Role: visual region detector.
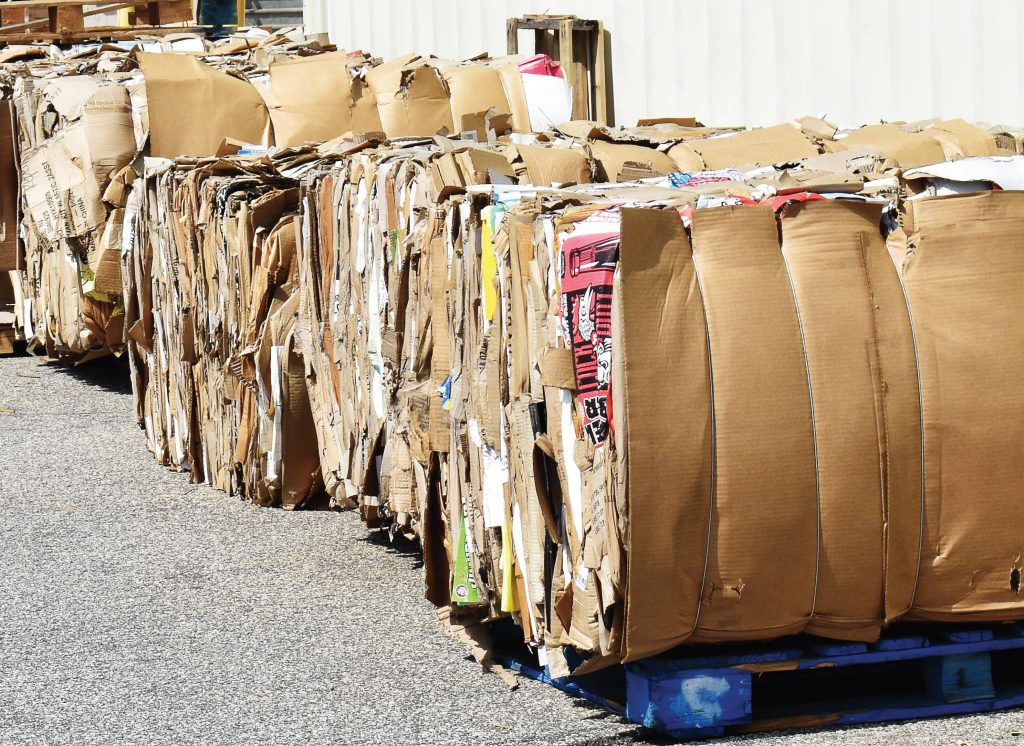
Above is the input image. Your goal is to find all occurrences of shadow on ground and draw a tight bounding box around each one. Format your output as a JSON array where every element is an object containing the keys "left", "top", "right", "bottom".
[{"left": 49, "top": 355, "right": 133, "bottom": 395}]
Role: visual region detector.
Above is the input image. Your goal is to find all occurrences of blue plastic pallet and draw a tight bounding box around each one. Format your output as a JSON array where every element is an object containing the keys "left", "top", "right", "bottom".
[{"left": 496, "top": 622, "right": 1024, "bottom": 739}]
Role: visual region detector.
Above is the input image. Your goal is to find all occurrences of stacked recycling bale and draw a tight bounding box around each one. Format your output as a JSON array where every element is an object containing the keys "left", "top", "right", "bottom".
[
  {"left": 288, "top": 115, "right": 1024, "bottom": 669},
  {"left": 0, "top": 30, "right": 349, "bottom": 362},
  {"left": 121, "top": 151, "right": 323, "bottom": 505},
  {"left": 4, "top": 33, "right": 1022, "bottom": 665}
]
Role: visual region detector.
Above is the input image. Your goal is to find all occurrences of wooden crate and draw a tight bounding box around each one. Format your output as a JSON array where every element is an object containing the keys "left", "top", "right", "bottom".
[{"left": 506, "top": 14, "right": 609, "bottom": 124}]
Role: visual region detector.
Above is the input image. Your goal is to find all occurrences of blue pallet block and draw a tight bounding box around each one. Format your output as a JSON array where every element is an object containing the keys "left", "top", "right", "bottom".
[
  {"left": 922, "top": 652, "right": 996, "bottom": 703},
  {"left": 625, "top": 661, "right": 752, "bottom": 733},
  {"left": 936, "top": 628, "right": 995, "bottom": 644}
]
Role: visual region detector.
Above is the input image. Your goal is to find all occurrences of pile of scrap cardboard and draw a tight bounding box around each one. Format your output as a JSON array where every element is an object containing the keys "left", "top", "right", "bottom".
[
  {"left": 0, "top": 38, "right": 579, "bottom": 362},
  {"left": 4, "top": 36, "right": 1024, "bottom": 666}
]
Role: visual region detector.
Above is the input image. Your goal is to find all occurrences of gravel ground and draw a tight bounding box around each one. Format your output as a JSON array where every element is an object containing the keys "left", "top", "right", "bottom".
[{"left": 1, "top": 354, "right": 1023, "bottom": 746}]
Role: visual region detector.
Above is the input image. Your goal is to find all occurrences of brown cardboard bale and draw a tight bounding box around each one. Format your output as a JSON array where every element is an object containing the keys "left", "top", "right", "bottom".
[
  {"left": 140, "top": 53, "right": 272, "bottom": 157},
  {"left": 780, "top": 200, "right": 922, "bottom": 639},
  {"left": 689, "top": 205, "right": 818, "bottom": 643},
  {"left": 619, "top": 207, "right": 712, "bottom": 661},
  {"left": 516, "top": 145, "right": 591, "bottom": 186},
  {"left": 689, "top": 124, "right": 818, "bottom": 169},
  {"left": 902, "top": 191, "right": 1024, "bottom": 623},
  {"left": 366, "top": 55, "right": 454, "bottom": 137},
  {"left": 442, "top": 65, "right": 511, "bottom": 134},
  {"left": 588, "top": 141, "right": 677, "bottom": 182},
  {"left": 264, "top": 52, "right": 382, "bottom": 147},
  {"left": 833, "top": 124, "right": 945, "bottom": 169}
]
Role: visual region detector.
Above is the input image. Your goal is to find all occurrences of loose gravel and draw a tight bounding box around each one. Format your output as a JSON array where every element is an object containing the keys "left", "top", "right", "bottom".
[{"left": 1, "top": 354, "right": 1022, "bottom": 746}]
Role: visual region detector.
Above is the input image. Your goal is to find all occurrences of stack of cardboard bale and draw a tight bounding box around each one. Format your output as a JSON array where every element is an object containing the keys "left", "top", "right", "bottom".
[
  {"left": 288, "top": 115, "right": 1024, "bottom": 669},
  {"left": 1, "top": 41, "right": 578, "bottom": 362},
  {"left": 2, "top": 36, "right": 1023, "bottom": 667}
]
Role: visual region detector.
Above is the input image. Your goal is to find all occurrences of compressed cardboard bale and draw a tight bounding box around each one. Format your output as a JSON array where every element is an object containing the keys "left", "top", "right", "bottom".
[
  {"left": 688, "top": 205, "right": 818, "bottom": 644},
  {"left": 902, "top": 190, "right": 1024, "bottom": 622},
  {"left": 779, "top": 200, "right": 923, "bottom": 639},
  {"left": 122, "top": 154, "right": 322, "bottom": 506}
]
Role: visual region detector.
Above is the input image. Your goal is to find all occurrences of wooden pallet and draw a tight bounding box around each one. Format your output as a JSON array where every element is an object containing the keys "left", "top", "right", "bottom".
[
  {"left": 496, "top": 622, "right": 1024, "bottom": 739},
  {"left": 0, "top": 0, "right": 192, "bottom": 38}
]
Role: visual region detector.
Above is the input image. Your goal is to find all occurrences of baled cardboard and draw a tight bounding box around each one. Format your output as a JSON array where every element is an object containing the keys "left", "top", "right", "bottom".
[{"left": 140, "top": 52, "right": 272, "bottom": 157}]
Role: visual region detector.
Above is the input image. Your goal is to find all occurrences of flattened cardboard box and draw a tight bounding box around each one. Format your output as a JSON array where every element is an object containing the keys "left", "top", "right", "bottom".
[{"left": 903, "top": 191, "right": 1024, "bottom": 622}]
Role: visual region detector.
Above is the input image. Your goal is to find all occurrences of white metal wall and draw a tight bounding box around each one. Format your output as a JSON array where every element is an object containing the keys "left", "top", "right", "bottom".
[{"left": 304, "top": 0, "right": 1024, "bottom": 128}]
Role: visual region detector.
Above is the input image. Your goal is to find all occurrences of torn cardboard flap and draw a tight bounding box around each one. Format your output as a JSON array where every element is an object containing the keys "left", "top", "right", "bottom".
[
  {"left": 367, "top": 56, "right": 455, "bottom": 138},
  {"left": 831, "top": 124, "right": 946, "bottom": 169},
  {"left": 443, "top": 65, "right": 511, "bottom": 135}
]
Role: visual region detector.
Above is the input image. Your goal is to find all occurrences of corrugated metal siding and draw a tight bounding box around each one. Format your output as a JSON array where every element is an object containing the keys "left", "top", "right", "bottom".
[{"left": 304, "top": 0, "right": 1024, "bottom": 128}]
